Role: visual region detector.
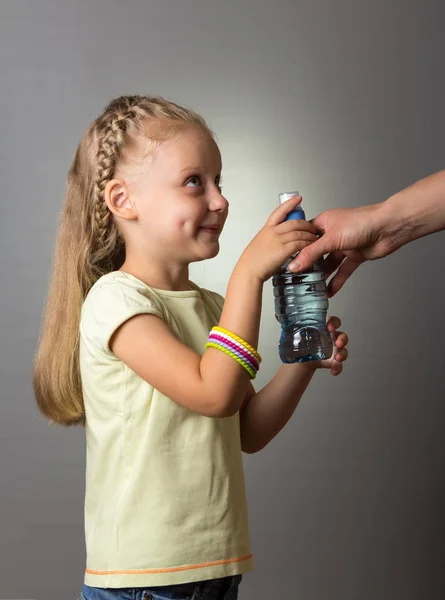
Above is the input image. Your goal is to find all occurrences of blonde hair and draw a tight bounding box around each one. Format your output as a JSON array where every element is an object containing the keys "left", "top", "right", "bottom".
[{"left": 33, "top": 95, "right": 214, "bottom": 427}]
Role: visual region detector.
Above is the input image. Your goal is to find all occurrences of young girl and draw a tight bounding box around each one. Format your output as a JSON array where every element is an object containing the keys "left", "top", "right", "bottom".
[{"left": 33, "top": 95, "right": 349, "bottom": 600}]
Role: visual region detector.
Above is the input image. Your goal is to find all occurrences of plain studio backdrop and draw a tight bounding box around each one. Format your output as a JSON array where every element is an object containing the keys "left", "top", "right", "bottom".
[{"left": 1, "top": 1, "right": 444, "bottom": 599}]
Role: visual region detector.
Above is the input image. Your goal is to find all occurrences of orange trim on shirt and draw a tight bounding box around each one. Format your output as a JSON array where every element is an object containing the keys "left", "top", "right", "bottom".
[{"left": 85, "top": 553, "right": 252, "bottom": 575}]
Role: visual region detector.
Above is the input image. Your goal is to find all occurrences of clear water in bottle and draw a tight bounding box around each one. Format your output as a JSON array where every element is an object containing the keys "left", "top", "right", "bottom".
[{"left": 273, "top": 192, "right": 333, "bottom": 364}]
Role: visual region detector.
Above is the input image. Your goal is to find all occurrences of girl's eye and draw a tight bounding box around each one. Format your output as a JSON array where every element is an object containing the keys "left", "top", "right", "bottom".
[
  {"left": 186, "top": 175, "right": 202, "bottom": 187},
  {"left": 185, "top": 175, "right": 223, "bottom": 192}
]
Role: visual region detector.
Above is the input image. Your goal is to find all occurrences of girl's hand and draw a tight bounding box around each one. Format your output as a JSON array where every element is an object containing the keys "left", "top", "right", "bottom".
[
  {"left": 238, "top": 195, "right": 318, "bottom": 283},
  {"left": 316, "top": 316, "right": 349, "bottom": 376},
  {"left": 274, "top": 315, "right": 349, "bottom": 375},
  {"left": 281, "top": 315, "right": 347, "bottom": 375}
]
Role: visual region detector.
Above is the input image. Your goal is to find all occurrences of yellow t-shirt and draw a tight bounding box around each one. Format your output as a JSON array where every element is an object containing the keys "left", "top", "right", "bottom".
[{"left": 79, "top": 271, "right": 253, "bottom": 588}]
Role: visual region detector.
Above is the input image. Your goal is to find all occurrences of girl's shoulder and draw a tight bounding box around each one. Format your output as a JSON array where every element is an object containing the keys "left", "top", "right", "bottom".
[
  {"left": 189, "top": 281, "right": 225, "bottom": 309},
  {"left": 80, "top": 271, "right": 166, "bottom": 354},
  {"left": 84, "top": 271, "right": 164, "bottom": 307},
  {"left": 86, "top": 270, "right": 147, "bottom": 295}
]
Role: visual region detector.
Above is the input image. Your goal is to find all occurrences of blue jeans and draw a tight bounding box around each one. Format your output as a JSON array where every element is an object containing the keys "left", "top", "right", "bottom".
[{"left": 79, "top": 575, "right": 242, "bottom": 600}]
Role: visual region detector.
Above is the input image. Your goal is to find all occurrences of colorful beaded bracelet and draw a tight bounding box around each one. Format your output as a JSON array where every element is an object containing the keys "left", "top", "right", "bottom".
[
  {"left": 206, "top": 342, "right": 257, "bottom": 380},
  {"left": 208, "top": 337, "right": 259, "bottom": 372},
  {"left": 209, "top": 330, "right": 260, "bottom": 366},
  {"left": 211, "top": 326, "right": 262, "bottom": 363},
  {"left": 206, "top": 326, "right": 261, "bottom": 380},
  {"left": 208, "top": 332, "right": 260, "bottom": 371}
]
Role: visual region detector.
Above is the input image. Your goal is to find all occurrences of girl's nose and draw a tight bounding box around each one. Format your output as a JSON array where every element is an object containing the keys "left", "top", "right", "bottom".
[{"left": 209, "top": 188, "right": 229, "bottom": 212}]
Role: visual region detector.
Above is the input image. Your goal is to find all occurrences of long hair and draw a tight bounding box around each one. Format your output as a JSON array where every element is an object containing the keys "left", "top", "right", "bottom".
[{"left": 33, "top": 95, "right": 213, "bottom": 426}]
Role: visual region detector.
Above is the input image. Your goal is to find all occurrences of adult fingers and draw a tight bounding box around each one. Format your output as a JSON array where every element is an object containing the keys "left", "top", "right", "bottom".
[
  {"left": 323, "top": 252, "right": 347, "bottom": 278},
  {"left": 326, "top": 257, "right": 362, "bottom": 297},
  {"left": 288, "top": 234, "right": 335, "bottom": 272}
]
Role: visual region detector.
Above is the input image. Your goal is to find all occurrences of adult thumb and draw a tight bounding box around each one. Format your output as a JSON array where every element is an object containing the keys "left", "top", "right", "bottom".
[{"left": 288, "top": 237, "right": 330, "bottom": 272}]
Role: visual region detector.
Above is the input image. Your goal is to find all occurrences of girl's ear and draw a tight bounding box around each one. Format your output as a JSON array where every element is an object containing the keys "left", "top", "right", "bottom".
[{"left": 104, "top": 179, "right": 138, "bottom": 220}]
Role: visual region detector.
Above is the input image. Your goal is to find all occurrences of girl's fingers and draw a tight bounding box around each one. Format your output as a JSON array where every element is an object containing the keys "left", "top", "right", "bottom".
[
  {"left": 334, "top": 332, "right": 348, "bottom": 348},
  {"left": 280, "top": 231, "right": 318, "bottom": 245},
  {"left": 329, "top": 346, "right": 348, "bottom": 376},
  {"left": 330, "top": 362, "right": 343, "bottom": 376},
  {"left": 268, "top": 195, "right": 304, "bottom": 226},
  {"left": 334, "top": 347, "right": 348, "bottom": 362},
  {"left": 275, "top": 313, "right": 349, "bottom": 367},
  {"left": 327, "top": 316, "right": 342, "bottom": 332},
  {"left": 275, "top": 219, "right": 317, "bottom": 236}
]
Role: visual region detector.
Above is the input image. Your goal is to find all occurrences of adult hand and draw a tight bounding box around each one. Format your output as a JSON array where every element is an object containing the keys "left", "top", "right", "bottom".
[
  {"left": 287, "top": 204, "right": 397, "bottom": 296},
  {"left": 288, "top": 169, "right": 445, "bottom": 296}
]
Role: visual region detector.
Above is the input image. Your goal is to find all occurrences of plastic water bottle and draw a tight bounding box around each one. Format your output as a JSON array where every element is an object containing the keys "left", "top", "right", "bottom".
[{"left": 272, "top": 191, "right": 333, "bottom": 363}]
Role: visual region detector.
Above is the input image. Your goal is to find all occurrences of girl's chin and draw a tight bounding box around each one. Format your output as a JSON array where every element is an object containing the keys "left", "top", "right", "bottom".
[{"left": 193, "top": 242, "right": 220, "bottom": 261}]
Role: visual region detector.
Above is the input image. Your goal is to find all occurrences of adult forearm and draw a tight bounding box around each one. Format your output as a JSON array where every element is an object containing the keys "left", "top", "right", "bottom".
[{"left": 381, "top": 169, "right": 445, "bottom": 250}]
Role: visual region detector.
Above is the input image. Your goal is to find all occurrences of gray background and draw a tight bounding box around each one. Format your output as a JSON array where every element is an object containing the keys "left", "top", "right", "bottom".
[{"left": 1, "top": 1, "right": 444, "bottom": 599}]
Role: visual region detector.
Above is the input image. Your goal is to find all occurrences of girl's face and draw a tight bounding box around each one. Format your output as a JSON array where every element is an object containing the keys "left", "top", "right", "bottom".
[{"left": 129, "top": 127, "right": 229, "bottom": 265}]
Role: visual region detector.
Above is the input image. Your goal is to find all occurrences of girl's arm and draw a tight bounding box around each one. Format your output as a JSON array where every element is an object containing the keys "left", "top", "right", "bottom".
[
  {"left": 111, "top": 197, "right": 317, "bottom": 419},
  {"left": 240, "top": 364, "right": 316, "bottom": 453},
  {"left": 111, "top": 266, "right": 264, "bottom": 419},
  {"left": 240, "top": 319, "right": 348, "bottom": 453}
]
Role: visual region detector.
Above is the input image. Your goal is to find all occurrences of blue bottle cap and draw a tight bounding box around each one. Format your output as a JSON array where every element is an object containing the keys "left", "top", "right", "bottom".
[
  {"left": 285, "top": 208, "right": 306, "bottom": 220},
  {"left": 278, "top": 191, "right": 305, "bottom": 221}
]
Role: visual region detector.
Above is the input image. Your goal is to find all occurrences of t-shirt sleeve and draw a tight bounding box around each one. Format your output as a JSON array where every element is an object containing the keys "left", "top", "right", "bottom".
[
  {"left": 201, "top": 289, "right": 225, "bottom": 325},
  {"left": 209, "top": 290, "right": 225, "bottom": 316},
  {"left": 80, "top": 278, "right": 164, "bottom": 355}
]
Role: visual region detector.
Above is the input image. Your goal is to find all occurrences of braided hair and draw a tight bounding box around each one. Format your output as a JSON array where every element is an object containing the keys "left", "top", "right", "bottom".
[{"left": 33, "top": 95, "right": 213, "bottom": 426}]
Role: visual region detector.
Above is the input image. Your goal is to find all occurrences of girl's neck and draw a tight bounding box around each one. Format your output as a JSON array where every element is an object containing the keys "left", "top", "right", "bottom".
[{"left": 118, "top": 260, "right": 191, "bottom": 292}]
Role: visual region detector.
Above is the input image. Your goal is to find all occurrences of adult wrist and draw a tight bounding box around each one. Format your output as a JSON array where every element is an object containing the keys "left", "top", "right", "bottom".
[
  {"left": 380, "top": 192, "right": 417, "bottom": 251},
  {"left": 370, "top": 195, "right": 411, "bottom": 256}
]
